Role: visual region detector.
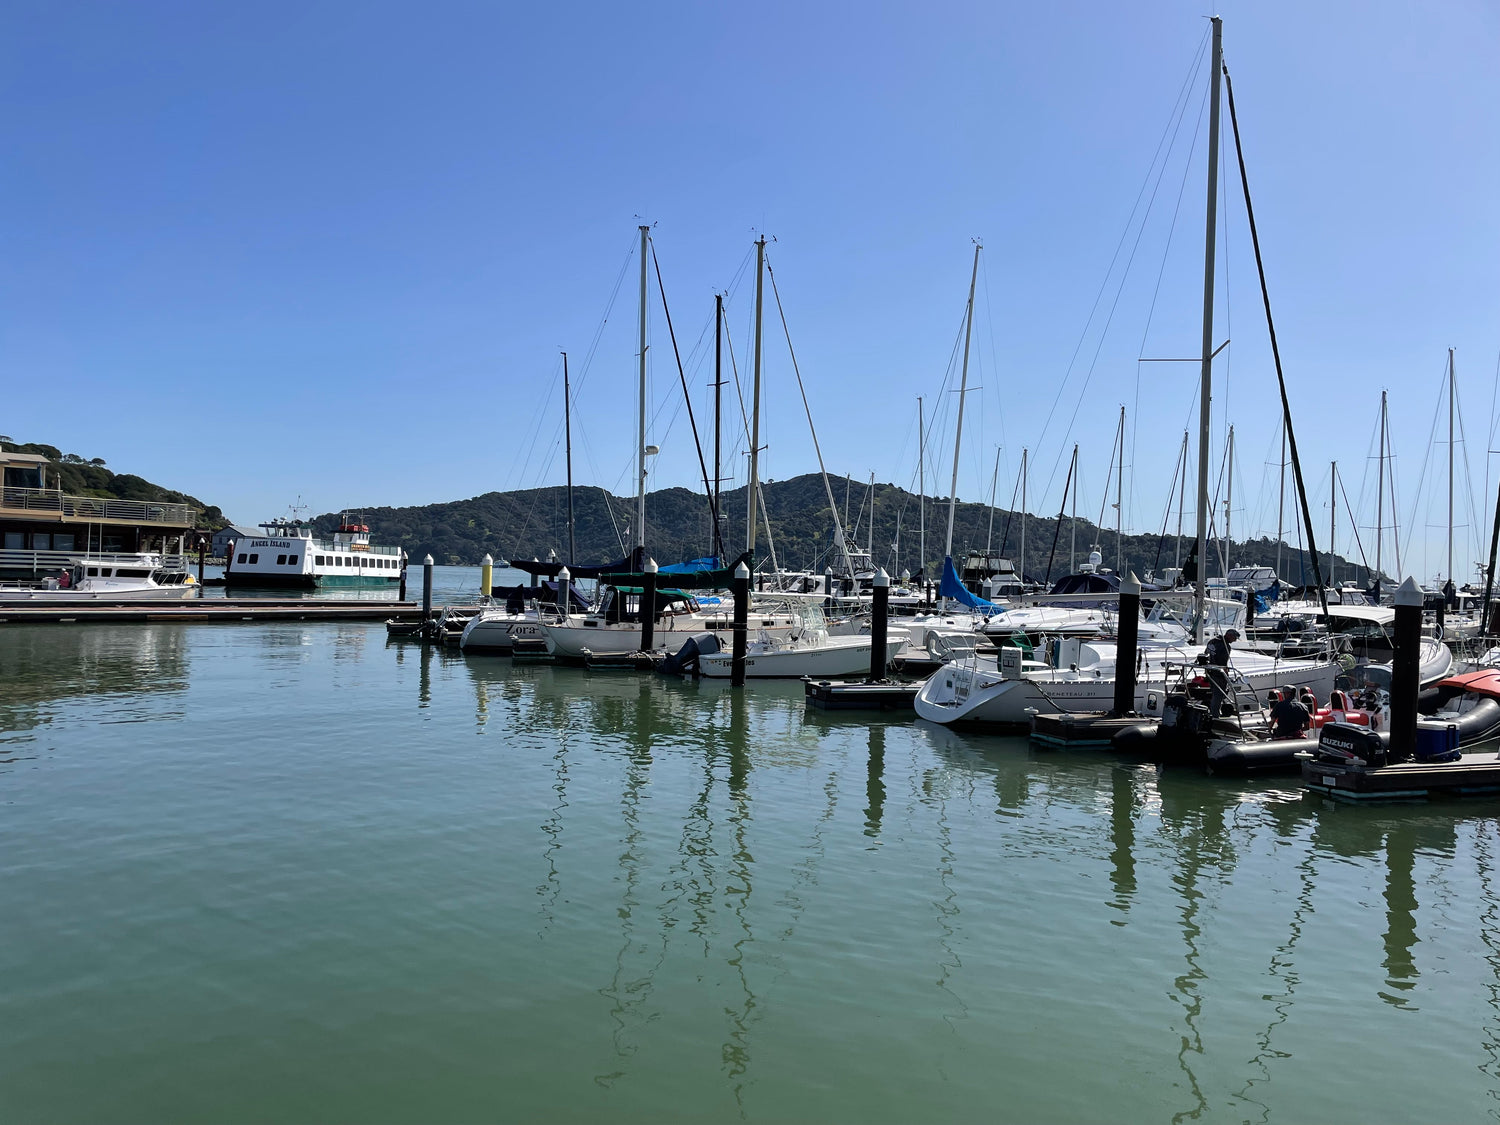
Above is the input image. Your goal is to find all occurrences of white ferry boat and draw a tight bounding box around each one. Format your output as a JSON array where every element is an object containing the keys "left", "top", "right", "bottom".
[{"left": 224, "top": 516, "right": 405, "bottom": 589}]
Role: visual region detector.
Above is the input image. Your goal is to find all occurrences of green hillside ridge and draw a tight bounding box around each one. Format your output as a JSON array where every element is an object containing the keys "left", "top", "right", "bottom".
[
  {"left": 8, "top": 441, "right": 226, "bottom": 528},
  {"left": 315, "top": 472, "right": 1378, "bottom": 585}
]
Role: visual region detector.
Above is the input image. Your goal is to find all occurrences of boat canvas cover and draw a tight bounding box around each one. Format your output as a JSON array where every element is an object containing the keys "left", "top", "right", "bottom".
[
  {"left": 595, "top": 550, "right": 755, "bottom": 591},
  {"left": 658, "top": 557, "right": 721, "bottom": 575},
  {"left": 494, "top": 582, "right": 589, "bottom": 612},
  {"left": 505, "top": 548, "right": 644, "bottom": 579},
  {"left": 938, "top": 556, "right": 996, "bottom": 612}
]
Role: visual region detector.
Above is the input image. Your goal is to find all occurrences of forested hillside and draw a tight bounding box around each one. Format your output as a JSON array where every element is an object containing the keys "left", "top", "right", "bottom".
[{"left": 316, "top": 472, "right": 1374, "bottom": 584}]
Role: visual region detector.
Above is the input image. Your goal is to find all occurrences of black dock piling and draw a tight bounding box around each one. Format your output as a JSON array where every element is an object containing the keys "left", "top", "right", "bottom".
[
  {"left": 640, "top": 558, "right": 658, "bottom": 652},
  {"left": 197, "top": 537, "right": 207, "bottom": 584},
  {"left": 868, "top": 567, "right": 890, "bottom": 682},
  {"left": 1111, "top": 572, "right": 1141, "bottom": 716},
  {"left": 1389, "top": 577, "right": 1423, "bottom": 762},
  {"left": 732, "top": 561, "right": 749, "bottom": 687}
]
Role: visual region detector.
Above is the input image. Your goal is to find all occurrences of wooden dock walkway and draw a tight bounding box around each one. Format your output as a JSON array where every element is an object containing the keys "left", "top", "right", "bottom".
[{"left": 0, "top": 599, "right": 418, "bottom": 625}]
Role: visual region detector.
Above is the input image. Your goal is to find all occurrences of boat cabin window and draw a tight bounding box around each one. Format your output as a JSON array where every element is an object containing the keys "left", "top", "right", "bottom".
[
  {"left": 237, "top": 553, "right": 247, "bottom": 564},
  {"left": 288, "top": 554, "right": 298, "bottom": 564},
  {"left": 87, "top": 567, "right": 99, "bottom": 576},
  {"left": 248, "top": 553, "right": 259, "bottom": 564},
  {"left": 315, "top": 555, "right": 324, "bottom": 565},
  {"left": 116, "top": 568, "right": 150, "bottom": 578},
  {"left": 277, "top": 555, "right": 287, "bottom": 565}
]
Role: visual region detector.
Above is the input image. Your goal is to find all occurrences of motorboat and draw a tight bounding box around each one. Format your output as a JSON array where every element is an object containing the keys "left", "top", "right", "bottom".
[
  {"left": 0, "top": 555, "right": 200, "bottom": 601},
  {"left": 914, "top": 635, "right": 1344, "bottom": 730}
]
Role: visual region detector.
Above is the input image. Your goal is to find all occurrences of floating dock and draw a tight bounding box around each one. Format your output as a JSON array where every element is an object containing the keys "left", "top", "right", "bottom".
[
  {"left": 1029, "top": 711, "right": 1148, "bottom": 747},
  {"left": 0, "top": 599, "right": 418, "bottom": 625},
  {"left": 804, "top": 678, "right": 919, "bottom": 712},
  {"left": 1302, "top": 753, "right": 1500, "bottom": 801}
]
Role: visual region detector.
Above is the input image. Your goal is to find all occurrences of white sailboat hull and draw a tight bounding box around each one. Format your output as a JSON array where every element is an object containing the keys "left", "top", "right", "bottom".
[
  {"left": 697, "top": 634, "right": 906, "bottom": 679},
  {"left": 914, "top": 650, "right": 1342, "bottom": 728}
]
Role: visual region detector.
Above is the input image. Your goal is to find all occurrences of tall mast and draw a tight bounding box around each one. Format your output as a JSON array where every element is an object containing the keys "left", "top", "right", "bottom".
[
  {"left": 1115, "top": 405, "right": 1125, "bottom": 574},
  {"left": 1376, "top": 389, "right": 1386, "bottom": 580},
  {"left": 1448, "top": 347, "right": 1456, "bottom": 585},
  {"left": 713, "top": 294, "right": 724, "bottom": 558},
  {"left": 635, "top": 224, "right": 649, "bottom": 555},
  {"left": 1019, "top": 448, "right": 1029, "bottom": 585},
  {"left": 945, "top": 243, "right": 982, "bottom": 560},
  {"left": 1193, "top": 15, "right": 1223, "bottom": 642},
  {"left": 563, "top": 351, "right": 575, "bottom": 566},
  {"left": 918, "top": 396, "right": 926, "bottom": 576},
  {"left": 1175, "top": 430, "right": 1188, "bottom": 570},
  {"left": 986, "top": 446, "right": 1001, "bottom": 554},
  {"left": 1276, "top": 419, "right": 1286, "bottom": 578},
  {"left": 747, "top": 236, "right": 766, "bottom": 555},
  {"left": 1330, "top": 460, "right": 1337, "bottom": 587},
  {"left": 1070, "top": 444, "right": 1079, "bottom": 572},
  {"left": 868, "top": 472, "right": 875, "bottom": 561},
  {"left": 1224, "top": 423, "right": 1235, "bottom": 574}
]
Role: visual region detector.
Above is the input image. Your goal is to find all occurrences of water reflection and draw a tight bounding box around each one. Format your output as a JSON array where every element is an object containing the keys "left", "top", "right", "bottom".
[
  {"left": 0, "top": 625, "right": 190, "bottom": 745},
  {"left": 1107, "top": 765, "right": 1141, "bottom": 924},
  {"left": 865, "top": 724, "right": 886, "bottom": 843}
]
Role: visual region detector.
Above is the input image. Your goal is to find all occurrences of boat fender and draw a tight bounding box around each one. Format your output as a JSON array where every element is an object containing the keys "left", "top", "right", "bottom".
[{"left": 1110, "top": 723, "right": 1158, "bottom": 754}]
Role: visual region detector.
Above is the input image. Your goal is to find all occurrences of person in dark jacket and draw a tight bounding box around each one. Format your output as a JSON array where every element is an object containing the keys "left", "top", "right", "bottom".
[
  {"left": 1270, "top": 685, "right": 1311, "bottom": 739},
  {"left": 1203, "top": 629, "right": 1238, "bottom": 716}
]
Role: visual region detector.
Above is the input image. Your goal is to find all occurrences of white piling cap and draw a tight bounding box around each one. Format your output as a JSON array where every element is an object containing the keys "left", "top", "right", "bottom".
[
  {"left": 558, "top": 566, "right": 571, "bottom": 582},
  {"left": 644, "top": 558, "right": 658, "bottom": 573},
  {"left": 1121, "top": 571, "right": 1142, "bottom": 597},
  {"left": 874, "top": 567, "right": 890, "bottom": 587},
  {"left": 1395, "top": 576, "right": 1423, "bottom": 606},
  {"left": 824, "top": 566, "right": 834, "bottom": 575},
  {"left": 900, "top": 568, "right": 911, "bottom": 582},
  {"left": 423, "top": 554, "right": 434, "bottom": 565},
  {"left": 735, "top": 562, "right": 751, "bottom": 579},
  {"left": 481, "top": 553, "right": 493, "bottom": 565}
]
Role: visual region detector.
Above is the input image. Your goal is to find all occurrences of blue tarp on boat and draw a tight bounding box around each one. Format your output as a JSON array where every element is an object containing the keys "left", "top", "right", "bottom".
[
  {"left": 938, "top": 555, "right": 997, "bottom": 612},
  {"left": 659, "top": 556, "right": 720, "bottom": 575}
]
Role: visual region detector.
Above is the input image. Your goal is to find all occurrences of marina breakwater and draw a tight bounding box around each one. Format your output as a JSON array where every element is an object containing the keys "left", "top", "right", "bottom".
[{"left": 4, "top": 614, "right": 1500, "bottom": 1121}]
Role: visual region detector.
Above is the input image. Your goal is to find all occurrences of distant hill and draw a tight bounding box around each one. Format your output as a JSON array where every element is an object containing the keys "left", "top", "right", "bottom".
[
  {"left": 6, "top": 441, "right": 226, "bottom": 529},
  {"left": 315, "top": 471, "right": 1375, "bottom": 585}
]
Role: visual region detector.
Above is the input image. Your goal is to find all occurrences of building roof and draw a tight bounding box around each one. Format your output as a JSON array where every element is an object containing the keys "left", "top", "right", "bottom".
[{"left": 0, "top": 451, "right": 50, "bottom": 467}]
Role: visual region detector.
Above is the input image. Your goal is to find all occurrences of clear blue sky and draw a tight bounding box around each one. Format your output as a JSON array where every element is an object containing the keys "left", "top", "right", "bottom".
[{"left": 4, "top": 1, "right": 1498, "bottom": 581}]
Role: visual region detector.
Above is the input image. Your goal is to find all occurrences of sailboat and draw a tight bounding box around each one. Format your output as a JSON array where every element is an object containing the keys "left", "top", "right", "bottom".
[{"left": 915, "top": 17, "right": 1343, "bottom": 728}]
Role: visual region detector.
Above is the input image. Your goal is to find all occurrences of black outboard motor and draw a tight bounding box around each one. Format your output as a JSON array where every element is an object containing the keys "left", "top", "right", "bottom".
[
  {"left": 1316, "top": 721, "right": 1386, "bottom": 768},
  {"left": 659, "top": 632, "right": 722, "bottom": 676}
]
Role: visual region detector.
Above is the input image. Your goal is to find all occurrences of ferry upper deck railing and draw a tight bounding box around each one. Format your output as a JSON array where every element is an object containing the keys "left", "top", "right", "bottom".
[{"left": 0, "top": 486, "right": 199, "bottom": 527}]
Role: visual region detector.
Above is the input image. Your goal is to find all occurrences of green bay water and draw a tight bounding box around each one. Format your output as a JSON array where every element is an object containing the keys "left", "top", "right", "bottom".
[{"left": 4, "top": 618, "right": 1500, "bottom": 1122}]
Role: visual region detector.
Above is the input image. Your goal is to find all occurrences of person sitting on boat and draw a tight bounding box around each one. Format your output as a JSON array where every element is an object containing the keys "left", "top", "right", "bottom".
[
  {"left": 1203, "top": 629, "right": 1238, "bottom": 716},
  {"left": 56, "top": 568, "right": 71, "bottom": 589},
  {"left": 1270, "top": 684, "right": 1311, "bottom": 739}
]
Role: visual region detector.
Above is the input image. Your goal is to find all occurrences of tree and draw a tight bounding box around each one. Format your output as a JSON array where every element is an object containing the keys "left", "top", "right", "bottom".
[{"left": 90, "top": 457, "right": 107, "bottom": 467}]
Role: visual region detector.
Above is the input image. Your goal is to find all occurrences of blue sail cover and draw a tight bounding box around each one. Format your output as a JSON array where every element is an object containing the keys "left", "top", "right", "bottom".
[
  {"left": 659, "top": 556, "right": 720, "bottom": 575},
  {"left": 938, "top": 555, "right": 997, "bottom": 612}
]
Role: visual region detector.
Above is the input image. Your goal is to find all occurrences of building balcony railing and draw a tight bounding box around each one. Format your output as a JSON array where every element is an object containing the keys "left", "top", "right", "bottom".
[{"left": 0, "top": 487, "right": 199, "bottom": 527}]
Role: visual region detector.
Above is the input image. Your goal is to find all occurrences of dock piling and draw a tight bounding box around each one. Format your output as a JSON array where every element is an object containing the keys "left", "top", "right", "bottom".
[
  {"left": 868, "top": 567, "right": 890, "bottom": 683},
  {"left": 1111, "top": 571, "right": 1141, "bottom": 716},
  {"left": 1390, "top": 577, "right": 1423, "bottom": 761},
  {"left": 422, "top": 554, "right": 434, "bottom": 635},
  {"left": 732, "top": 561, "right": 750, "bottom": 687},
  {"left": 640, "top": 558, "right": 658, "bottom": 652}
]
